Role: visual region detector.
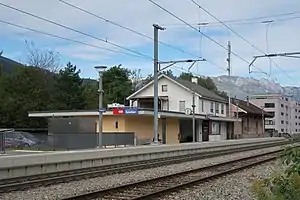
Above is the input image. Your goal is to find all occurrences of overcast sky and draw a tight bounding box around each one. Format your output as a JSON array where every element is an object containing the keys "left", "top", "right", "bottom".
[{"left": 0, "top": 0, "right": 299, "bottom": 86}]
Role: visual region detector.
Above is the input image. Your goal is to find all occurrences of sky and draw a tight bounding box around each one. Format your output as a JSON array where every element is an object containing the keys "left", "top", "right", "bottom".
[{"left": 0, "top": 0, "right": 300, "bottom": 86}]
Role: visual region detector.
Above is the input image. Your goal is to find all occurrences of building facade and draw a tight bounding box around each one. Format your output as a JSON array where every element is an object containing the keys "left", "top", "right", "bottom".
[
  {"left": 250, "top": 93, "right": 300, "bottom": 134},
  {"left": 127, "top": 74, "right": 235, "bottom": 142},
  {"left": 230, "top": 99, "right": 273, "bottom": 138}
]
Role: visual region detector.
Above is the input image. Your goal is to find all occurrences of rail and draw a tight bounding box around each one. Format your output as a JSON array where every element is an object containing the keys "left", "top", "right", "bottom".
[
  {"left": 62, "top": 150, "right": 283, "bottom": 200},
  {"left": 0, "top": 140, "right": 292, "bottom": 193}
]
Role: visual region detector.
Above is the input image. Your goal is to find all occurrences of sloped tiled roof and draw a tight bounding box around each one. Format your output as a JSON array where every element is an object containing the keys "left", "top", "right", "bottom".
[
  {"left": 232, "top": 98, "right": 273, "bottom": 117},
  {"left": 127, "top": 74, "right": 227, "bottom": 103},
  {"left": 175, "top": 78, "right": 227, "bottom": 102}
]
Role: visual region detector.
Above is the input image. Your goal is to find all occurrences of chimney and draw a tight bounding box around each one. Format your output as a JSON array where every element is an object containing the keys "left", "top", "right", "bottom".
[
  {"left": 191, "top": 77, "right": 198, "bottom": 84},
  {"left": 247, "top": 96, "right": 249, "bottom": 106}
]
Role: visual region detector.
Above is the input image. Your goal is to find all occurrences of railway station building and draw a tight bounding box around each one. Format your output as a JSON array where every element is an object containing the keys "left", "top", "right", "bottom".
[{"left": 28, "top": 74, "right": 238, "bottom": 149}]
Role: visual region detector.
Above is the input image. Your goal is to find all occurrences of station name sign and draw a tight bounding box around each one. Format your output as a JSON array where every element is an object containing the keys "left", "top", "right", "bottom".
[{"left": 112, "top": 107, "right": 138, "bottom": 115}]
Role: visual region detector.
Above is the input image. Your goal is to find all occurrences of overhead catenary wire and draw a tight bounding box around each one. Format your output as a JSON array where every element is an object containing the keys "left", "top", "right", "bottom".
[
  {"left": 149, "top": 0, "right": 269, "bottom": 77},
  {"left": 0, "top": 20, "right": 150, "bottom": 60},
  {"left": 189, "top": 0, "right": 294, "bottom": 82},
  {"left": 162, "top": 11, "right": 300, "bottom": 27},
  {"left": 0, "top": 2, "right": 153, "bottom": 60},
  {"left": 58, "top": 0, "right": 197, "bottom": 59},
  {"left": 57, "top": 0, "right": 226, "bottom": 72}
]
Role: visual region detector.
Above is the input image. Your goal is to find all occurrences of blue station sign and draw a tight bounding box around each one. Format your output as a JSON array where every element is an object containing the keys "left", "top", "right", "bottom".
[{"left": 124, "top": 107, "right": 139, "bottom": 115}]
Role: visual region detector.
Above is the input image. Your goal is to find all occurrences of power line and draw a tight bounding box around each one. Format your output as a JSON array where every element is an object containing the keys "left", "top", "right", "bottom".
[
  {"left": 149, "top": 0, "right": 268, "bottom": 76},
  {"left": 58, "top": 0, "right": 198, "bottom": 59},
  {"left": 57, "top": 0, "right": 227, "bottom": 71},
  {"left": 0, "top": 20, "right": 149, "bottom": 60},
  {"left": 189, "top": 0, "right": 294, "bottom": 82},
  {"left": 162, "top": 11, "right": 300, "bottom": 27},
  {"left": 0, "top": 2, "right": 153, "bottom": 60}
]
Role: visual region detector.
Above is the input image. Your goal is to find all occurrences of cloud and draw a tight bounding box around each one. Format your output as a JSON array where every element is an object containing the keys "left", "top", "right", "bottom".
[{"left": 0, "top": 0, "right": 299, "bottom": 86}]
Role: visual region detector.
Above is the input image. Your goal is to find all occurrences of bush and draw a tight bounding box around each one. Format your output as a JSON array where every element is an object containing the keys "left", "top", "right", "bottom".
[{"left": 252, "top": 145, "right": 300, "bottom": 200}]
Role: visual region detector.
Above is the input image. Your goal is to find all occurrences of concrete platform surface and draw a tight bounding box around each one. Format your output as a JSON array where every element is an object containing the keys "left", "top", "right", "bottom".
[{"left": 0, "top": 137, "right": 285, "bottom": 169}]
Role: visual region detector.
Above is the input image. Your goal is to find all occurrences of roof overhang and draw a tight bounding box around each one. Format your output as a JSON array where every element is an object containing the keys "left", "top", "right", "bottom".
[
  {"left": 28, "top": 110, "right": 238, "bottom": 122},
  {"left": 130, "top": 96, "right": 169, "bottom": 100},
  {"left": 0, "top": 128, "right": 14, "bottom": 132}
]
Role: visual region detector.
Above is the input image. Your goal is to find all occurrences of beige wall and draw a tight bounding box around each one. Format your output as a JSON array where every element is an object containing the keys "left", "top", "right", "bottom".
[
  {"left": 95, "top": 115, "right": 126, "bottom": 132},
  {"left": 94, "top": 115, "right": 180, "bottom": 144},
  {"left": 125, "top": 116, "right": 180, "bottom": 144}
]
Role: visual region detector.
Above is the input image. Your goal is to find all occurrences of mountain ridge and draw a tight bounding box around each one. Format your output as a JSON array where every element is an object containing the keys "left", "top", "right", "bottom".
[{"left": 211, "top": 75, "right": 300, "bottom": 101}]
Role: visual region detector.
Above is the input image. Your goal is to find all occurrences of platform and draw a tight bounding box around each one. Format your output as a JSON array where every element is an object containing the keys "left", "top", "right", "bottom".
[{"left": 0, "top": 137, "right": 287, "bottom": 180}]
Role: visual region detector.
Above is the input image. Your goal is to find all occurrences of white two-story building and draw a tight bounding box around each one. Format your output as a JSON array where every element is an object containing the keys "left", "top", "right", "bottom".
[
  {"left": 250, "top": 93, "right": 300, "bottom": 135},
  {"left": 127, "top": 74, "right": 236, "bottom": 142}
]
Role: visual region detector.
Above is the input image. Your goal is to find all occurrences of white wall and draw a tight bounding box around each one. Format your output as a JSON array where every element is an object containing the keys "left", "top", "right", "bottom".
[
  {"left": 133, "top": 77, "right": 195, "bottom": 113},
  {"left": 133, "top": 77, "right": 227, "bottom": 116},
  {"left": 251, "top": 95, "right": 300, "bottom": 134}
]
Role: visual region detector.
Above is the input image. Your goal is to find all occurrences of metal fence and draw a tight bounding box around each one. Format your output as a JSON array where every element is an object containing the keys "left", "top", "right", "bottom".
[{"left": 0, "top": 130, "right": 135, "bottom": 151}]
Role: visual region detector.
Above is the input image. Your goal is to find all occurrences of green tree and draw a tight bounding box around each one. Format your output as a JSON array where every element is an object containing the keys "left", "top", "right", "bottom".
[
  {"left": 0, "top": 66, "right": 54, "bottom": 128},
  {"left": 252, "top": 145, "right": 300, "bottom": 200},
  {"left": 102, "top": 65, "right": 132, "bottom": 105},
  {"left": 161, "top": 69, "right": 176, "bottom": 78},
  {"left": 82, "top": 78, "right": 98, "bottom": 109},
  {"left": 53, "top": 62, "right": 86, "bottom": 110},
  {"left": 179, "top": 72, "right": 227, "bottom": 98}
]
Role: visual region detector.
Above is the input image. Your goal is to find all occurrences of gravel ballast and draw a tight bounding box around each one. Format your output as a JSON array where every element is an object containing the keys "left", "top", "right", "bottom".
[
  {"left": 161, "top": 160, "right": 280, "bottom": 200},
  {"left": 0, "top": 146, "right": 282, "bottom": 200}
]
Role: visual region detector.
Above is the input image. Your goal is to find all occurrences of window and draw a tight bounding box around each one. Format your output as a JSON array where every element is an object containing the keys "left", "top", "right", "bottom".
[
  {"left": 198, "top": 98, "right": 202, "bottom": 113},
  {"left": 202, "top": 100, "right": 204, "bottom": 112},
  {"left": 179, "top": 101, "right": 185, "bottom": 112},
  {"left": 267, "top": 112, "right": 275, "bottom": 116},
  {"left": 215, "top": 103, "right": 219, "bottom": 114},
  {"left": 296, "top": 109, "right": 298, "bottom": 112},
  {"left": 210, "top": 102, "right": 214, "bottom": 113},
  {"left": 211, "top": 122, "right": 221, "bottom": 135},
  {"left": 281, "top": 129, "right": 284, "bottom": 132},
  {"left": 281, "top": 112, "right": 284, "bottom": 116},
  {"left": 296, "top": 129, "right": 298, "bottom": 132},
  {"left": 286, "top": 98, "right": 288, "bottom": 101},
  {"left": 264, "top": 103, "right": 275, "bottom": 108},
  {"left": 281, "top": 120, "right": 284, "bottom": 124},
  {"left": 265, "top": 120, "right": 275, "bottom": 125},
  {"left": 296, "top": 122, "right": 298, "bottom": 125},
  {"left": 161, "top": 85, "right": 168, "bottom": 92},
  {"left": 296, "top": 116, "right": 298, "bottom": 119},
  {"left": 286, "top": 121, "right": 288, "bottom": 124},
  {"left": 221, "top": 104, "right": 224, "bottom": 114},
  {"left": 281, "top": 104, "right": 284, "bottom": 107}
]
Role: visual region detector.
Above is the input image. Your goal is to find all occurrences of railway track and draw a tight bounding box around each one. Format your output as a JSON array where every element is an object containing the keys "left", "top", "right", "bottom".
[
  {"left": 0, "top": 140, "right": 292, "bottom": 193},
  {"left": 62, "top": 150, "right": 281, "bottom": 200}
]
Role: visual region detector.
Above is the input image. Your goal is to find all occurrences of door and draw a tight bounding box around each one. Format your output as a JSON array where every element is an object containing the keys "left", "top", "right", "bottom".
[{"left": 202, "top": 120, "right": 209, "bottom": 141}]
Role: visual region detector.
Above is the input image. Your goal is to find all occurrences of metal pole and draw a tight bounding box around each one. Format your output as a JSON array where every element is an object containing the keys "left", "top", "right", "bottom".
[
  {"left": 153, "top": 25, "right": 159, "bottom": 144},
  {"left": 227, "top": 41, "right": 231, "bottom": 118},
  {"left": 192, "top": 92, "right": 196, "bottom": 142},
  {"left": 153, "top": 24, "right": 165, "bottom": 144},
  {"left": 98, "top": 71, "right": 103, "bottom": 148},
  {"left": 261, "top": 108, "right": 264, "bottom": 137}
]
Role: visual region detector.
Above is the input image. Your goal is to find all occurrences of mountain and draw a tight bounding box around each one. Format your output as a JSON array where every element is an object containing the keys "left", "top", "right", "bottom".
[{"left": 211, "top": 75, "right": 300, "bottom": 101}]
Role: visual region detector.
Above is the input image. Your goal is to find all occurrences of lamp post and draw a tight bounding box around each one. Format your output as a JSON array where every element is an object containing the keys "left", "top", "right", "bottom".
[
  {"left": 95, "top": 65, "right": 107, "bottom": 148},
  {"left": 192, "top": 91, "right": 196, "bottom": 142}
]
